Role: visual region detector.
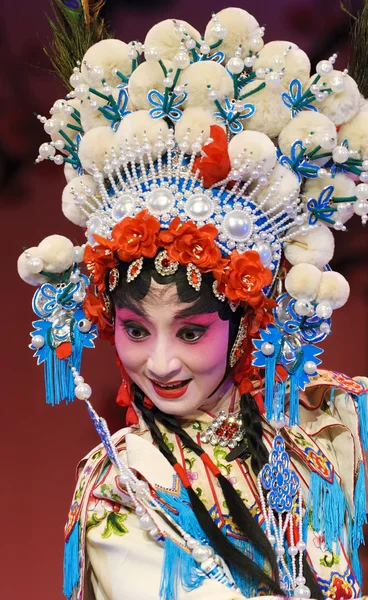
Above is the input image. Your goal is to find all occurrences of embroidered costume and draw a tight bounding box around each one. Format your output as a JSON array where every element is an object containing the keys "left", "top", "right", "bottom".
[{"left": 17, "top": 3, "right": 368, "bottom": 599}]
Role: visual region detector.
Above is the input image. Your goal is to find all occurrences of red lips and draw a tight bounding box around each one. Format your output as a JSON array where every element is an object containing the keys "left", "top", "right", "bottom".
[{"left": 150, "top": 378, "right": 192, "bottom": 399}]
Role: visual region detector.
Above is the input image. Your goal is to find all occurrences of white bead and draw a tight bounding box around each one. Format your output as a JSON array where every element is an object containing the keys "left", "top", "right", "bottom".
[
  {"left": 310, "top": 84, "right": 320, "bottom": 94},
  {"left": 294, "top": 299, "right": 313, "bottom": 316},
  {"left": 288, "top": 545, "right": 298, "bottom": 556},
  {"left": 268, "top": 534, "right": 276, "bottom": 545},
  {"left": 362, "top": 159, "right": 368, "bottom": 171},
  {"left": 73, "top": 291, "right": 84, "bottom": 303},
  {"left": 316, "top": 60, "right": 333, "bottom": 75},
  {"left": 145, "top": 47, "right": 159, "bottom": 61},
  {"left": 74, "top": 375, "right": 84, "bottom": 385},
  {"left": 211, "top": 23, "right": 227, "bottom": 39},
  {"left": 72, "top": 246, "right": 84, "bottom": 263},
  {"left": 185, "top": 38, "right": 196, "bottom": 50},
  {"left": 332, "top": 146, "right": 349, "bottom": 164},
  {"left": 128, "top": 48, "right": 138, "bottom": 60},
  {"left": 319, "top": 133, "right": 336, "bottom": 151},
  {"left": 186, "top": 537, "right": 198, "bottom": 549},
  {"left": 271, "top": 55, "right": 286, "bottom": 70},
  {"left": 74, "top": 84, "right": 90, "bottom": 99},
  {"left": 27, "top": 256, "right": 44, "bottom": 274},
  {"left": 320, "top": 321, "right": 331, "bottom": 334},
  {"left": 317, "top": 168, "right": 328, "bottom": 178},
  {"left": 316, "top": 301, "right": 333, "bottom": 319},
  {"left": 265, "top": 72, "right": 281, "bottom": 88},
  {"left": 354, "top": 201, "right": 368, "bottom": 216},
  {"left": 54, "top": 155, "right": 64, "bottom": 166},
  {"left": 223, "top": 210, "right": 251, "bottom": 241},
  {"left": 304, "top": 361, "right": 317, "bottom": 375},
  {"left": 32, "top": 335, "right": 45, "bottom": 349},
  {"left": 330, "top": 76, "right": 345, "bottom": 93},
  {"left": 208, "top": 89, "right": 218, "bottom": 101},
  {"left": 255, "top": 242, "right": 272, "bottom": 267},
  {"left": 44, "top": 119, "right": 59, "bottom": 135},
  {"left": 135, "top": 504, "right": 146, "bottom": 516},
  {"left": 227, "top": 56, "right": 244, "bottom": 74},
  {"left": 112, "top": 194, "right": 136, "bottom": 221},
  {"left": 244, "top": 56, "right": 255, "bottom": 68},
  {"left": 355, "top": 183, "right": 368, "bottom": 200},
  {"left": 149, "top": 526, "right": 159, "bottom": 538},
  {"left": 255, "top": 68, "right": 265, "bottom": 79},
  {"left": 296, "top": 540, "right": 306, "bottom": 552},
  {"left": 296, "top": 576, "right": 306, "bottom": 586},
  {"left": 69, "top": 72, "right": 82, "bottom": 87},
  {"left": 139, "top": 513, "right": 154, "bottom": 530},
  {"left": 261, "top": 342, "right": 274, "bottom": 356},
  {"left": 163, "top": 77, "right": 173, "bottom": 88},
  {"left": 147, "top": 189, "right": 174, "bottom": 215},
  {"left": 192, "top": 545, "right": 212, "bottom": 563},
  {"left": 39, "top": 142, "right": 55, "bottom": 159},
  {"left": 186, "top": 195, "right": 213, "bottom": 220},
  {"left": 275, "top": 545, "right": 284, "bottom": 556},
  {"left": 173, "top": 52, "right": 190, "bottom": 69},
  {"left": 359, "top": 171, "right": 368, "bottom": 183},
  {"left": 200, "top": 43, "right": 210, "bottom": 55},
  {"left": 294, "top": 585, "right": 311, "bottom": 598},
  {"left": 75, "top": 383, "right": 92, "bottom": 400},
  {"left": 77, "top": 319, "right": 92, "bottom": 333},
  {"left": 250, "top": 37, "right": 263, "bottom": 52}
]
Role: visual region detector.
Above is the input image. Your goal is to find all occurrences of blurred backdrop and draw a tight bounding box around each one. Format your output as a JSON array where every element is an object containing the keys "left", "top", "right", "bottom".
[{"left": 1, "top": 1, "right": 367, "bottom": 598}]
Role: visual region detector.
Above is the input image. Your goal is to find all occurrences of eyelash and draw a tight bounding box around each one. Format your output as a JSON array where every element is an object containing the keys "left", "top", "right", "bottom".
[{"left": 120, "top": 321, "right": 208, "bottom": 344}]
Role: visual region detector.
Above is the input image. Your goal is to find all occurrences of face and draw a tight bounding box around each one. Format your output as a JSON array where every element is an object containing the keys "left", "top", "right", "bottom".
[{"left": 114, "top": 281, "right": 230, "bottom": 416}]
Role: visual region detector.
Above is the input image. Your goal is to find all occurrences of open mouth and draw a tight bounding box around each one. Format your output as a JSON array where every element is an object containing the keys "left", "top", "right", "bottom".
[{"left": 149, "top": 378, "right": 192, "bottom": 399}]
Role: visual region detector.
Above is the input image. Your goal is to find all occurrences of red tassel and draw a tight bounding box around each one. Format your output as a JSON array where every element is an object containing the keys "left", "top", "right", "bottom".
[
  {"left": 115, "top": 364, "right": 138, "bottom": 425},
  {"left": 174, "top": 463, "right": 191, "bottom": 488},
  {"left": 200, "top": 453, "right": 221, "bottom": 476},
  {"left": 55, "top": 342, "right": 72, "bottom": 360}
]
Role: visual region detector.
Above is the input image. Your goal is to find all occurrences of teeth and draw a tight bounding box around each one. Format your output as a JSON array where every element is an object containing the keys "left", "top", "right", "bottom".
[{"left": 154, "top": 380, "right": 188, "bottom": 390}]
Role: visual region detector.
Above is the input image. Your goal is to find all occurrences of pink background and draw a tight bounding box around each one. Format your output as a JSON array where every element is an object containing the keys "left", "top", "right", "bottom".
[{"left": 1, "top": 1, "right": 367, "bottom": 597}]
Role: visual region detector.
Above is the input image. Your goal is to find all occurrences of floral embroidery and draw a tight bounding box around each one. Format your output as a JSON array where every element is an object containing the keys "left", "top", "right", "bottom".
[
  {"left": 320, "top": 552, "right": 341, "bottom": 568},
  {"left": 192, "top": 420, "right": 203, "bottom": 431},
  {"left": 87, "top": 488, "right": 131, "bottom": 539},
  {"left": 213, "top": 445, "right": 232, "bottom": 476},
  {"left": 162, "top": 432, "right": 174, "bottom": 453}
]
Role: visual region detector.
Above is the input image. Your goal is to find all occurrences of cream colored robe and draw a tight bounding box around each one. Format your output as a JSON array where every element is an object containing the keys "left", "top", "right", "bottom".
[{"left": 65, "top": 370, "right": 368, "bottom": 600}]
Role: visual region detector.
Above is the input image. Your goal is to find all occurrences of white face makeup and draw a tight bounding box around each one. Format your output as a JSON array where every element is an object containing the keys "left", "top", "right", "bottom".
[{"left": 114, "top": 282, "right": 231, "bottom": 416}]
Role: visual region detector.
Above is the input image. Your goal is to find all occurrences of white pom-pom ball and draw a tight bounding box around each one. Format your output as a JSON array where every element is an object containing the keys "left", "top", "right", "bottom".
[
  {"left": 316, "top": 271, "right": 350, "bottom": 309},
  {"left": 240, "top": 80, "right": 291, "bottom": 138},
  {"left": 279, "top": 111, "right": 337, "bottom": 159},
  {"left": 81, "top": 39, "right": 132, "bottom": 86},
  {"left": 79, "top": 126, "right": 118, "bottom": 173},
  {"left": 285, "top": 263, "right": 322, "bottom": 301},
  {"left": 181, "top": 62, "right": 233, "bottom": 109},
  {"left": 80, "top": 86, "right": 135, "bottom": 132},
  {"left": 228, "top": 130, "right": 277, "bottom": 175},
  {"left": 144, "top": 19, "right": 201, "bottom": 61},
  {"left": 17, "top": 247, "right": 50, "bottom": 286},
  {"left": 62, "top": 175, "right": 99, "bottom": 227},
  {"left": 338, "top": 110, "right": 368, "bottom": 158},
  {"left": 128, "top": 60, "right": 173, "bottom": 110},
  {"left": 284, "top": 225, "right": 335, "bottom": 268},
  {"left": 304, "top": 173, "right": 356, "bottom": 224},
  {"left": 308, "top": 70, "right": 360, "bottom": 126},
  {"left": 254, "top": 163, "right": 300, "bottom": 209},
  {"left": 254, "top": 41, "right": 311, "bottom": 88},
  {"left": 116, "top": 110, "right": 169, "bottom": 159},
  {"left": 174, "top": 107, "right": 224, "bottom": 146},
  {"left": 38, "top": 235, "right": 74, "bottom": 273},
  {"left": 204, "top": 8, "right": 263, "bottom": 60},
  {"left": 64, "top": 163, "right": 79, "bottom": 183}
]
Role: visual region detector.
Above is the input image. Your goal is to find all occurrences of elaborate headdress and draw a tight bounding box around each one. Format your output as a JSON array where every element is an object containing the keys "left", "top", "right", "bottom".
[{"left": 18, "top": 4, "right": 368, "bottom": 597}]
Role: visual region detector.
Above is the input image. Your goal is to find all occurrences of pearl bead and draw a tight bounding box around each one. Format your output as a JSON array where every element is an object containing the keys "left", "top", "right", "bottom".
[
  {"left": 145, "top": 47, "right": 159, "bottom": 61},
  {"left": 319, "top": 133, "right": 336, "bottom": 151},
  {"left": 271, "top": 55, "right": 286, "bottom": 70},
  {"left": 78, "top": 319, "right": 92, "bottom": 333},
  {"left": 69, "top": 72, "right": 82, "bottom": 87},
  {"left": 89, "top": 66, "right": 104, "bottom": 82},
  {"left": 135, "top": 504, "right": 146, "bottom": 516},
  {"left": 139, "top": 513, "right": 154, "bottom": 530},
  {"left": 39, "top": 143, "right": 55, "bottom": 159},
  {"left": 296, "top": 540, "right": 306, "bottom": 552},
  {"left": 112, "top": 194, "right": 136, "bottom": 221},
  {"left": 173, "top": 52, "right": 190, "bottom": 69},
  {"left": 316, "top": 301, "right": 333, "bottom": 319},
  {"left": 200, "top": 43, "right": 210, "bottom": 55},
  {"left": 356, "top": 183, "right": 368, "bottom": 200},
  {"left": 255, "top": 68, "right": 265, "bottom": 79},
  {"left": 255, "top": 242, "right": 272, "bottom": 267},
  {"left": 75, "top": 383, "right": 92, "bottom": 400},
  {"left": 70, "top": 272, "right": 80, "bottom": 283},
  {"left": 244, "top": 56, "right": 255, "bottom": 68},
  {"left": 54, "top": 140, "right": 65, "bottom": 151},
  {"left": 275, "top": 545, "right": 284, "bottom": 556},
  {"left": 296, "top": 576, "right": 306, "bottom": 586},
  {"left": 268, "top": 534, "right": 276, "bottom": 545},
  {"left": 332, "top": 146, "right": 349, "bottom": 164},
  {"left": 74, "top": 375, "right": 84, "bottom": 385},
  {"left": 294, "top": 585, "right": 311, "bottom": 598},
  {"left": 320, "top": 321, "right": 331, "bottom": 334},
  {"left": 359, "top": 171, "right": 368, "bottom": 183},
  {"left": 163, "top": 77, "right": 173, "bottom": 88},
  {"left": 181, "top": 38, "right": 195, "bottom": 53},
  {"left": 149, "top": 526, "right": 159, "bottom": 538},
  {"left": 27, "top": 256, "right": 44, "bottom": 274},
  {"left": 44, "top": 119, "right": 58, "bottom": 134},
  {"left": 265, "top": 72, "right": 281, "bottom": 88},
  {"left": 330, "top": 76, "right": 345, "bottom": 93},
  {"left": 192, "top": 545, "right": 211, "bottom": 563},
  {"left": 316, "top": 60, "right": 333, "bottom": 75},
  {"left": 304, "top": 361, "right": 317, "bottom": 375},
  {"left": 310, "top": 84, "right": 320, "bottom": 94},
  {"left": 224, "top": 210, "right": 251, "bottom": 240},
  {"left": 317, "top": 168, "right": 328, "bottom": 178},
  {"left": 74, "top": 84, "right": 90, "bottom": 99},
  {"left": 270, "top": 418, "right": 286, "bottom": 430},
  {"left": 186, "top": 537, "right": 198, "bottom": 549},
  {"left": 211, "top": 23, "right": 227, "bottom": 39},
  {"left": 72, "top": 246, "right": 84, "bottom": 263},
  {"left": 32, "top": 335, "right": 45, "bottom": 349},
  {"left": 227, "top": 56, "right": 244, "bottom": 74},
  {"left": 54, "top": 155, "right": 64, "bottom": 166},
  {"left": 354, "top": 201, "right": 368, "bottom": 216},
  {"left": 261, "top": 342, "right": 274, "bottom": 356},
  {"left": 186, "top": 195, "right": 213, "bottom": 220},
  {"left": 362, "top": 159, "right": 368, "bottom": 171},
  {"left": 288, "top": 545, "right": 298, "bottom": 556},
  {"left": 250, "top": 37, "right": 263, "bottom": 52},
  {"left": 208, "top": 89, "right": 218, "bottom": 101},
  {"left": 147, "top": 189, "right": 174, "bottom": 215},
  {"left": 294, "top": 299, "right": 313, "bottom": 316},
  {"left": 128, "top": 48, "right": 138, "bottom": 60}
]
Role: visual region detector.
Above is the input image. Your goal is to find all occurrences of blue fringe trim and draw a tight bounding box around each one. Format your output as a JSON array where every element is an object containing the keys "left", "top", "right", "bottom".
[
  {"left": 63, "top": 521, "right": 80, "bottom": 599},
  {"left": 265, "top": 352, "right": 277, "bottom": 421},
  {"left": 289, "top": 372, "right": 300, "bottom": 426},
  {"left": 308, "top": 472, "right": 346, "bottom": 552},
  {"left": 157, "top": 485, "right": 207, "bottom": 600},
  {"left": 355, "top": 391, "right": 368, "bottom": 451},
  {"left": 350, "top": 462, "right": 367, "bottom": 587},
  {"left": 45, "top": 328, "right": 84, "bottom": 406}
]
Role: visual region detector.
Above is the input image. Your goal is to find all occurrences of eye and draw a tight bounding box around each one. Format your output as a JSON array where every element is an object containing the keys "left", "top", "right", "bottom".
[
  {"left": 122, "top": 321, "right": 150, "bottom": 341},
  {"left": 177, "top": 326, "right": 207, "bottom": 343}
]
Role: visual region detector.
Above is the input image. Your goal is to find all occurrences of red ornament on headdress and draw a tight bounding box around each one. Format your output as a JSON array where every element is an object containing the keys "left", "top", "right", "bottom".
[{"left": 192, "top": 125, "right": 231, "bottom": 188}]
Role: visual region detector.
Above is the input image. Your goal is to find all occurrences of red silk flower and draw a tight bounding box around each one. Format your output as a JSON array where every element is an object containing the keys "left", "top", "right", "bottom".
[
  {"left": 84, "top": 237, "right": 118, "bottom": 292},
  {"left": 217, "top": 250, "right": 273, "bottom": 307},
  {"left": 112, "top": 209, "right": 160, "bottom": 261},
  {"left": 193, "top": 125, "right": 231, "bottom": 188}
]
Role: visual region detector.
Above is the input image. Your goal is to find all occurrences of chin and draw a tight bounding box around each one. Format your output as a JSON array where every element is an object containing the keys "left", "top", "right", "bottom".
[{"left": 150, "top": 395, "right": 203, "bottom": 417}]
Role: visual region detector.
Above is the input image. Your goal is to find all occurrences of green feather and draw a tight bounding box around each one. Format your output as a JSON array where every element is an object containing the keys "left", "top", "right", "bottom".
[{"left": 43, "top": 0, "right": 111, "bottom": 89}]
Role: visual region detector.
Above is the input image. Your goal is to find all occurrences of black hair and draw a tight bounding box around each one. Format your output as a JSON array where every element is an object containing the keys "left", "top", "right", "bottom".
[{"left": 111, "top": 261, "right": 323, "bottom": 599}]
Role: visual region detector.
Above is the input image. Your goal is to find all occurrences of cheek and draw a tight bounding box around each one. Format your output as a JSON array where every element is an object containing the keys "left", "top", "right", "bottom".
[
  {"left": 114, "top": 327, "right": 147, "bottom": 372},
  {"left": 183, "top": 323, "right": 229, "bottom": 375}
]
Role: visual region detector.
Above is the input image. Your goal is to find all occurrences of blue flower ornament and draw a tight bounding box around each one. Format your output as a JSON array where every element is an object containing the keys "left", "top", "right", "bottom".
[{"left": 260, "top": 435, "right": 300, "bottom": 513}]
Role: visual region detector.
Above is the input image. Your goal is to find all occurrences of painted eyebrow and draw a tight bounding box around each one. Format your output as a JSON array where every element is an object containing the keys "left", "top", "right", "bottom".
[{"left": 116, "top": 303, "right": 216, "bottom": 320}]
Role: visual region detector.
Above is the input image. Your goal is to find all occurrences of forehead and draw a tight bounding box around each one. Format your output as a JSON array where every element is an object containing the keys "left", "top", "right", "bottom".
[{"left": 138, "top": 280, "right": 196, "bottom": 318}]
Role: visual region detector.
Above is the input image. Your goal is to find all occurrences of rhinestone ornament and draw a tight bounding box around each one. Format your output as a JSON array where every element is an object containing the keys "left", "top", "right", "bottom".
[{"left": 200, "top": 410, "right": 246, "bottom": 449}]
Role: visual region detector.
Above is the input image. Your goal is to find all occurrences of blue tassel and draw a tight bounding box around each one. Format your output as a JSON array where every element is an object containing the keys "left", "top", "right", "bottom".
[
  {"left": 264, "top": 352, "right": 277, "bottom": 421},
  {"left": 356, "top": 391, "right": 368, "bottom": 451},
  {"left": 308, "top": 472, "right": 346, "bottom": 552},
  {"left": 289, "top": 371, "right": 300, "bottom": 425},
  {"left": 273, "top": 379, "right": 287, "bottom": 422},
  {"left": 350, "top": 462, "right": 367, "bottom": 587},
  {"left": 227, "top": 534, "right": 265, "bottom": 597},
  {"left": 63, "top": 521, "right": 80, "bottom": 599},
  {"left": 157, "top": 485, "right": 206, "bottom": 600},
  {"left": 44, "top": 328, "right": 84, "bottom": 406}
]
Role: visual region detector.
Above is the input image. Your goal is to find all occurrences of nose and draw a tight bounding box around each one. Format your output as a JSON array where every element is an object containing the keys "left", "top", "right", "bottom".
[{"left": 146, "top": 338, "right": 182, "bottom": 382}]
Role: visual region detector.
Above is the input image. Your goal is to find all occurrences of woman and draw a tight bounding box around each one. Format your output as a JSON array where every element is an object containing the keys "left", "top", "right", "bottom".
[{"left": 17, "top": 5, "right": 368, "bottom": 600}]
